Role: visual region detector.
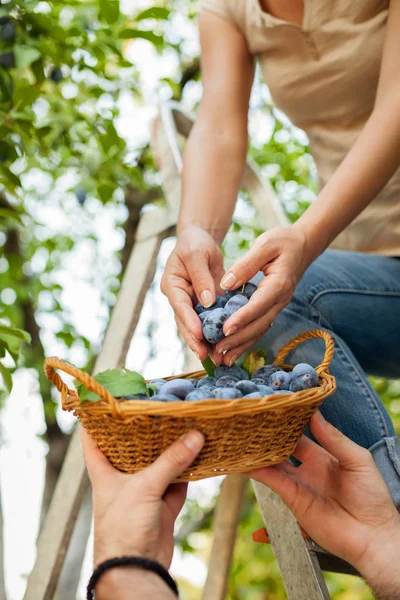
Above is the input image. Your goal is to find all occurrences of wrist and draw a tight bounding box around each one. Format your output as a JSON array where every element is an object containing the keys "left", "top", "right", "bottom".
[
  {"left": 355, "top": 518, "right": 400, "bottom": 596},
  {"left": 291, "top": 215, "right": 330, "bottom": 267},
  {"left": 177, "top": 222, "right": 227, "bottom": 245},
  {"left": 96, "top": 566, "right": 177, "bottom": 600}
]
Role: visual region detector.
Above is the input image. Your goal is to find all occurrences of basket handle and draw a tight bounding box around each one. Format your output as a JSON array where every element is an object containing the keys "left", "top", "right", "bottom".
[
  {"left": 44, "top": 357, "right": 122, "bottom": 418},
  {"left": 273, "top": 329, "right": 334, "bottom": 375}
]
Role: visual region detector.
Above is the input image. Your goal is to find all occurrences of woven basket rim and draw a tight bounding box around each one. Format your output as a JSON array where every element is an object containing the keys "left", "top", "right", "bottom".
[{"left": 44, "top": 329, "right": 336, "bottom": 422}]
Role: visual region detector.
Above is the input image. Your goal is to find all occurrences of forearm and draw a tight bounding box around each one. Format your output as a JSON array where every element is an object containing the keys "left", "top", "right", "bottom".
[
  {"left": 294, "top": 98, "right": 400, "bottom": 264},
  {"left": 96, "top": 567, "right": 177, "bottom": 600},
  {"left": 356, "top": 521, "right": 400, "bottom": 600},
  {"left": 178, "top": 117, "right": 248, "bottom": 245}
]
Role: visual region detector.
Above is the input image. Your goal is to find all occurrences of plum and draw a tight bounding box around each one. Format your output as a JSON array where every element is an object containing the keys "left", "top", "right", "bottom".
[
  {"left": 269, "top": 371, "right": 292, "bottom": 390},
  {"left": 159, "top": 379, "right": 195, "bottom": 399},
  {"left": 290, "top": 372, "right": 318, "bottom": 392},
  {"left": 224, "top": 294, "right": 248, "bottom": 317},
  {"left": 215, "top": 365, "right": 249, "bottom": 381},
  {"left": 235, "top": 380, "right": 260, "bottom": 395},
  {"left": 216, "top": 375, "right": 241, "bottom": 388},
  {"left": 212, "top": 388, "right": 242, "bottom": 399},
  {"left": 197, "top": 376, "right": 217, "bottom": 388},
  {"left": 202, "top": 308, "right": 228, "bottom": 343}
]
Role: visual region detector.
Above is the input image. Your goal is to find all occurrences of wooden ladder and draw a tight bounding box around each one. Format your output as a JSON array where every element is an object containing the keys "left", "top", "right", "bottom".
[{"left": 23, "top": 102, "right": 354, "bottom": 600}]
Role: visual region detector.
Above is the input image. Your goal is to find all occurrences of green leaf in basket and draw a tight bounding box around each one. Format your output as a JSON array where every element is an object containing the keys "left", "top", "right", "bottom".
[
  {"left": 201, "top": 356, "right": 215, "bottom": 377},
  {"left": 242, "top": 350, "right": 267, "bottom": 376},
  {"left": 76, "top": 368, "right": 147, "bottom": 403}
]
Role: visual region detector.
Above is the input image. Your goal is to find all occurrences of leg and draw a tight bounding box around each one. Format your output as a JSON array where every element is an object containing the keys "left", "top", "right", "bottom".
[{"left": 249, "top": 250, "right": 400, "bottom": 505}]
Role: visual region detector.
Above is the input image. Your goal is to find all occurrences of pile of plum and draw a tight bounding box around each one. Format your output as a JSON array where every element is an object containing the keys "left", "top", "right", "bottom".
[
  {"left": 195, "top": 283, "right": 257, "bottom": 343},
  {"left": 119, "top": 362, "right": 319, "bottom": 402}
]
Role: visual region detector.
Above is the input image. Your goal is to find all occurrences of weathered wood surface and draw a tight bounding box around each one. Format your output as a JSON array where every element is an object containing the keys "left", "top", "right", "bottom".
[
  {"left": 253, "top": 482, "right": 330, "bottom": 600},
  {"left": 201, "top": 475, "right": 247, "bottom": 600}
]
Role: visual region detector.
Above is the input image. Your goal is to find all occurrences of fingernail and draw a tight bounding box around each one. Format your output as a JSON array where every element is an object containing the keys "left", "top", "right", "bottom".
[
  {"left": 315, "top": 410, "right": 325, "bottom": 422},
  {"left": 182, "top": 430, "right": 204, "bottom": 452},
  {"left": 217, "top": 345, "right": 230, "bottom": 354},
  {"left": 200, "top": 289, "right": 213, "bottom": 308},
  {"left": 220, "top": 272, "right": 237, "bottom": 290},
  {"left": 225, "top": 326, "right": 238, "bottom": 337},
  {"left": 227, "top": 355, "right": 237, "bottom": 367},
  {"left": 195, "top": 352, "right": 201, "bottom": 361}
]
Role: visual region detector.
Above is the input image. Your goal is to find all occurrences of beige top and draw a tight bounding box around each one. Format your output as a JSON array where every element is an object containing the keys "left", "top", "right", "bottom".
[{"left": 201, "top": 0, "right": 400, "bottom": 256}]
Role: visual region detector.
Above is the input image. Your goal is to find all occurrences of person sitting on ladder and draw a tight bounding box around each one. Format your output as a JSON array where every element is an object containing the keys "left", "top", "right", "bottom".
[{"left": 161, "top": 0, "right": 400, "bottom": 510}]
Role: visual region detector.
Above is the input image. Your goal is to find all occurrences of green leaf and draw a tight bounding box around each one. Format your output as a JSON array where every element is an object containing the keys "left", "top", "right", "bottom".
[
  {"left": 14, "top": 46, "right": 42, "bottom": 69},
  {"left": 0, "top": 362, "right": 12, "bottom": 394},
  {"left": 13, "top": 81, "right": 41, "bottom": 109},
  {"left": 77, "top": 368, "right": 147, "bottom": 402},
  {"left": 201, "top": 356, "right": 215, "bottom": 377},
  {"left": 135, "top": 7, "right": 170, "bottom": 21},
  {"left": 0, "top": 324, "right": 31, "bottom": 344},
  {"left": 242, "top": 350, "right": 266, "bottom": 376},
  {"left": 0, "top": 208, "right": 23, "bottom": 226},
  {"left": 119, "top": 29, "right": 164, "bottom": 46},
  {"left": 99, "top": 0, "right": 120, "bottom": 24}
]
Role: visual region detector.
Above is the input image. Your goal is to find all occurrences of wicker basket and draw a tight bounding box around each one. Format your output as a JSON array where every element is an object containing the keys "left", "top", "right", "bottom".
[{"left": 44, "top": 329, "right": 335, "bottom": 482}]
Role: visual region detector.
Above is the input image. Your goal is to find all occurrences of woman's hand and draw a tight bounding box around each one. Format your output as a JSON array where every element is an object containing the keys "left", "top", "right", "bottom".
[
  {"left": 249, "top": 412, "right": 400, "bottom": 586},
  {"left": 81, "top": 428, "right": 204, "bottom": 569},
  {"left": 216, "top": 226, "right": 309, "bottom": 365},
  {"left": 161, "top": 225, "right": 225, "bottom": 362}
]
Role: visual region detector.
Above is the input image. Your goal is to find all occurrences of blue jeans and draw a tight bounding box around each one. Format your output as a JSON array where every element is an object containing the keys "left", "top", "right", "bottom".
[{"left": 250, "top": 250, "right": 400, "bottom": 506}]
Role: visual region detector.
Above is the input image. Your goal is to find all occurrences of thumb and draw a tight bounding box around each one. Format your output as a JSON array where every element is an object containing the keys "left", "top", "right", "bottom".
[
  {"left": 220, "top": 237, "right": 273, "bottom": 291},
  {"left": 185, "top": 249, "right": 218, "bottom": 309},
  {"left": 143, "top": 430, "right": 205, "bottom": 495},
  {"left": 80, "top": 427, "right": 117, "bottom": 484},
  {"left": 310, "top": 411, "right": 370, "bottom": 469}
]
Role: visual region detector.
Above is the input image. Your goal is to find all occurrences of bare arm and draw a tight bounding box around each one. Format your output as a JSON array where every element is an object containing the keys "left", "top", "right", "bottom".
[
  {"left": 178, "top": 9, "right": 255, "bottom": 243},
  {"left": 294, "top": 0, "right": 400, "bottom": 261},
  {"left": 161, "top": 10, "right": 254, "bottom": 362}
]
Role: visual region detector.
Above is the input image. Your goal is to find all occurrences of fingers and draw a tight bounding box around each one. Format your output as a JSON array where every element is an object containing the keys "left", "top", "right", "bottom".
[
  {"left": 310, "top": 412, "right": 371, "bottom": 469},
  {"left": 175, "top": 315, "right": 209, "bottom": 361},
  {"left": 143, "top": 431, "right": 205, "bottom": 496},
  {"left": 216, "top": 306, "right": 280, "bottom": 365},
  {"left": 292, "top": 434, "right": 324, "bottom": 464},
  {"left": 248, "top": 465, "right": 299, "bottom": 508},
  {"left": 80, "top": 427, "right": 116, "bottom": 483},
  {"left": 223, "top": 276, "right": 290, "bottom": 336},
  {"left": 183, "top": 249, "right": 218, "bottom": 309},
  {"left": 220, "top": 236, "right": 275, "bottom": 291}
]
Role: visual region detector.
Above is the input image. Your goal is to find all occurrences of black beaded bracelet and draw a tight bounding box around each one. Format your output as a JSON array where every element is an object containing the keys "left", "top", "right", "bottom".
[{"left": 87, "top": 556, "right": 179, "bottom": 599}]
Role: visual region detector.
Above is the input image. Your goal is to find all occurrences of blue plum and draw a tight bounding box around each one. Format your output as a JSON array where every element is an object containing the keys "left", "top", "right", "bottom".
[
  {"left": 243, "top": 391, "right": 262, "bottom": 398},
  {"left": 251, "top": 376, "right": 269, "bottom": 386},
  {"left": 224, "top": 295, "right": 248, "bottom": 317},
  {"left": 215, "top": 365, "right": 249, "bottom": 381},
  {"left": 159, "top": 379, "right": 195, "bottom": 399},
  {"left": 212, "top": 295, "right": 228, "bottom": 309},
  {"left": 202, "top": 308, "right": 228, "bottom": 343},
  {"left": 290, "top": 372, "right": 318, "bottom": 392},
  {"left": 148, "top": 378, "right": 167, "bottom": 394},
  {"left": 257, "top": 385, "right": 274, "bottom": 396},
  {"left": 243, "top": 282, "right": 258, "bottom": 299},
  {"left": 251, "top": 365, "right": 280, "bottom": 381},
  {"left": 199, "top": 310, "right": 212, "bottom": 324},
  {"left": 269, "top": 370, "right": 292, "bottom": 390},
  {"left": 186, "top": 389, "right": 213, "bottom": 401},
  {"left": 216, "top": 375, "right": 241, "bottom": 388},
  {"left": 292, "top": 363, "right": 318, "bottom": 381},
  {"left": 235, "top": 380, "right": 260, "bottom": 395},
  {"left": 187, "top": 378, "right": 199, "bottom": 388},
  {"left": 197, "top": 376, "right": 217, "bottom": 388},
  {"left": 274, "top": 390, "right": 294, "bottom": 395},
  {"left": 212, "top": 388, "right": 242, "bottom": 399},
  {"left": 224, "top": 289, "right": 242, "bottom": 301},
  {"left": 194, "top": 302, "right": 206, "bottom": 315},
  {"left": 151, "top": 393, "right": 181, "bottom": 402}
]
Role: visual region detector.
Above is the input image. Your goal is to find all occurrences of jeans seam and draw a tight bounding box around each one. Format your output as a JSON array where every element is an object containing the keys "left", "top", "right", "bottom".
[
  {"left": 386, "top": 437, "right": 400, "bottom": 477},
  {"left": 298, "top": 291, "right": 391, "bottom": 439},
  {"left": 310, "top": 288, "right": 400, "bottom": 307},
  {"left": 329, "top": 337, "right": 391, "bottom": 438}
]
